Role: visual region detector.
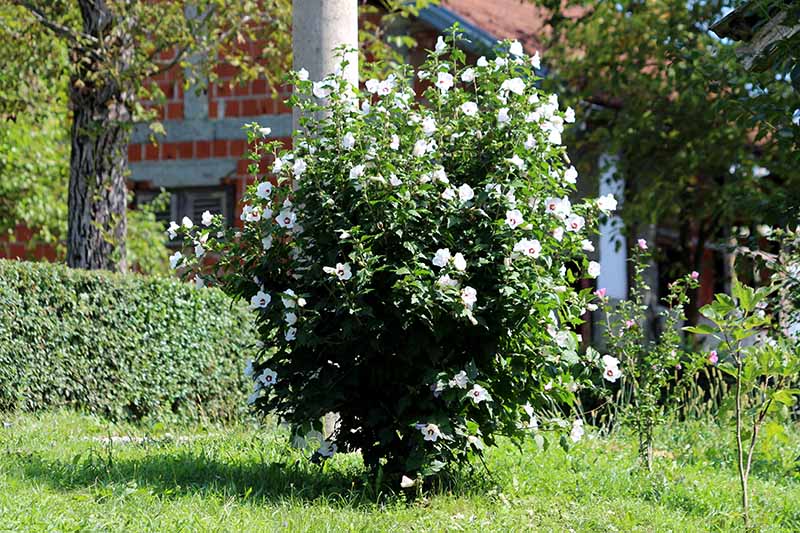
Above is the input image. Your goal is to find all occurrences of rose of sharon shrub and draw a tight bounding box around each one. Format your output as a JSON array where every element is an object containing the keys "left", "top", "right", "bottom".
[{"left": 173, "top": 33, "right": 614, "bottom": 479}]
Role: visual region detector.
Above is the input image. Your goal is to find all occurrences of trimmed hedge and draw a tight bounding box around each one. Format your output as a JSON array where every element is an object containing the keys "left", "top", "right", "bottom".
[{"left": 0, "top": 260, "right": 255, "bottom": 422}]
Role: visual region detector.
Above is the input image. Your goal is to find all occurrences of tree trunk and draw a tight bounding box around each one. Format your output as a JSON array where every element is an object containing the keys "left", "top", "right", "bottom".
[{"left": 67, "top": 0, "right": 130, "bottom": 272}]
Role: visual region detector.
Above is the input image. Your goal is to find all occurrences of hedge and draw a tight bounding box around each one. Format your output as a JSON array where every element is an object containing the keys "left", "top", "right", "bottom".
[{"left": 0, "top": 260, "right": 255, "bottom": 422}]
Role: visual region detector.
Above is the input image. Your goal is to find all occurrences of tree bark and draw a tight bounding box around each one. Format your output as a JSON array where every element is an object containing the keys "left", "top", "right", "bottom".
[{"left": 67, "top": 0, "right": 130, "bottom": 272}]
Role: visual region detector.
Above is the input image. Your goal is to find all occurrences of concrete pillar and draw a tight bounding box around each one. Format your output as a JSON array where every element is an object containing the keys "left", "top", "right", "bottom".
[
  {"left": 292, "top": 0, "right": 359, "bottom": 131},
  {"left": 597, "top": 153, "right": 628, "bottom": 300},
  {"left": 292, "top": 0, "right": 358, "bottom": 439}
]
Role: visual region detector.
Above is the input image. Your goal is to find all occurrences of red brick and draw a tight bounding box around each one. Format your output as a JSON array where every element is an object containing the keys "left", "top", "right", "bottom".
[
  {"left": 229, "top": 139, "right": 247, "bottom": 157},
  {"left": 216, "top": 82, "right": 233, "bottom": 98},
  {"left": 195, "top": 141, "right": 211, "bottom": 159},
  {"left": 177, "top": 142, "right": 193, "bottom": 159},
  {"left": 241, "top": 98, "right": 259, "bottom": 116},
  {"left": 237, "top": 159, "right": 250, "bottom": 175},
  {"left": 162, "top": 143, "right": 178, "bottom": 160},
  {"left": 128, "top": 144, "right": 142, "bottom": 162},
  {"left": 225, "top": 100, "right": 240, "bottom": 117},
  {"left": 274, "top": 95, "right": 291, "bottom": 115},
  {"left": 8, "top": 243, "right": 25, "bottom": 259},
  {"left": 145, "top": 143, "right": 160, "bottom": 161},
  {"left": 212, "top": 140, "right": 228, "bottom": 157},
  {"left": 15, "top": 225, "right": 33, "bottom": 241},
  {"left": 233, "top": 83, "right": 250, "bottom": 97},
  {"left": 167, "top": 102, "right": 184, "bottom": 119},
  {"left": 251, "top": 79, "right": 268, "bottom": 95},
  {"left": 208, "top": 102, "right": 219, "bottom": 119},
  {"left": 215, "top": 63, "right": 239, "bottom": 78}
]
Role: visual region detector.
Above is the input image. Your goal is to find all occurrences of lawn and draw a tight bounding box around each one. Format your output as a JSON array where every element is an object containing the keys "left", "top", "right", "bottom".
[{"left": 1, "top": 411, "right": 798, "bottom": 532}]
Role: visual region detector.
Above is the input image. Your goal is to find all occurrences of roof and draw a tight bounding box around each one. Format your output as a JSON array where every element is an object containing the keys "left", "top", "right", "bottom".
[{"left": 419, "top": 0, "right": 551, "bottom": 54}]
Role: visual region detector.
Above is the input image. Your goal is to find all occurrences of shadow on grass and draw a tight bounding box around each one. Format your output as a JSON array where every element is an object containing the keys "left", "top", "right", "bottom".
[{"left": 8, "top": 446, "right": 492, "bottom": 508}]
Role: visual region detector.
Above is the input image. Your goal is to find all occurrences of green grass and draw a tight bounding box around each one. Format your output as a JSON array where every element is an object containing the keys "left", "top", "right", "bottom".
[{"left": 0, "top": 411, "right": 798, "bottom": 532}]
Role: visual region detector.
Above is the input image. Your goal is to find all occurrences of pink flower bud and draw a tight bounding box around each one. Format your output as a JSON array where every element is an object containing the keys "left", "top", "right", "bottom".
[
  {"left": 625, "top": 319, "right": 635, "bottom": 328},
  {"left": 708, "top": 350, "right": 718, "bottom": 365},
  {"left": 690, "top": 271, "right": 700, "bottom": 280},
  {"left": 594, "top": 287, "right": 607, "bottom": 298},
  {"left": 637, "top": 238, "right": 648, "bottom": 250}
]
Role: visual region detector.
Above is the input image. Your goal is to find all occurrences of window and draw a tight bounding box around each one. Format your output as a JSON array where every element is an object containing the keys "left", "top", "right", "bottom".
[{"left": 135, "top": 186, "right": 235, "bottom": 243}]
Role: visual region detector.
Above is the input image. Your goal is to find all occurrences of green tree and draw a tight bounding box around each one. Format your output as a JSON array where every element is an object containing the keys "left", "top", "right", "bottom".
[{"left": 531, "top": 0, "right": 799, "bottom": 308}]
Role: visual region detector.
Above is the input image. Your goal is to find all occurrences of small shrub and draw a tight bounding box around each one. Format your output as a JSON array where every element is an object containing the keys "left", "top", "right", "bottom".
[
  {"left": 174, "top": 31, "right": 613, "bottom": 481},
  {"left": 0, "top": 260, "right": 255, "bottom": 422}
]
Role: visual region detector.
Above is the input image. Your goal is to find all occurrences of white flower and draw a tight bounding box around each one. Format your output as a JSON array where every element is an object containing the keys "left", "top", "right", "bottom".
[
  {"left": 285, "top": 327, "right": 297, "bottom": 341},
  {"left": 461, "top": 286, "right": 477, "bottom": 309},
  {"left": 565, "top": 214, "right": 585, "bottom": 232},
  {"left": 441, "top": 187, "right": 456, "bottom": 201},
  {"left": 461, "top": 68, "right": 475, "bottom": 82},
  {"left": 497, "top": 107, "right": 511, "bottom": 125},
  {"left": 432, "top": 166, "right": 448, "bottom": 183},
  {"left": 341, "top": 132, "right": 356, "bottom": 150},
  {"left": 563, "top": 165, "right": 578, "bottom": 184},
  {"left": 259, "top": 127, "right": 272, "bottom": 137},
  {"left": 564, "top": 107, "right": 575, "bottom": 123},
  {"left": 389, "top": 174, "right": 402, "bottom": 187},
  {"left": 389, "top": 134, "right": 400, "bottom": 150},
  {"left": 244, "top": 359, "right": 255, "bottom": 378},
  {"left": 587, "top": 261, "right": 601, "bottom": 278},
  {"left": 323, "top": 262, "right": 353, "bottom": 281},
  {"left": 514, "top": 238, "right": 541, "bottom": 258},
  {"left": 292, "top": 158, "right": 307, "bottom": 178},
  {"left": 500, "top": 77, "right": 525, "bottom": 95},
  {"left": 377, "top": 77, "right": 394, "bottom": 96},
  {"left": 476, "top": 56, "right": 489, "bottom": 67},
  {"left": 545, "top": 197, "right": 571, "bottom": 219},
  {"left": 453, "top": 252, "right": 467, "bottom": 271},
  {"left": 262, "top": 235, "right": 273, "bottom": 250},
  {"left": 505, "top": 209, "right": 524, "bottom": 229},
  {"left": 365, "top": 78, "right": 380, "bottom": 93},
  {"left": 422, "top": 116, "right": 437, "bottom": 136},
  {"left": 312, "top": 81, "right": 332, "bottom": 99},
  {"left": 276, "top": 209, "right": 296, "bottom": 229},
  {"left": 524, "top": 134, "right": 536, "bottom": 150},
  {"left": 258, "top": 368, "right": 277, "bottom": 387},
  {"left": 509, "top": 40, "right": 524, "bottom": 57},
  {"left": 449, "top": 370, "right": 469, "bottom": 389},
  {"left": 437, "top": 274, "right": 460, "bottom": 288},
  {"left": 284, "top": 312, "right": 297, "bottom": 326},
  {"left": 281, "top": 289, "right": 296, "bottom": 308},
  {"left": 460, "top": 101, "right": 478, "bottom": 116},
  {"left": 531, "top": 51, "right": 541, "bottom": 69},
  {"left": 256, "top": 182, "right": 273, "bottom": 200},
  {"left": 400, "top": 475, "right": 416, "bottom": 489},
  {"left": 194, "top": 242, "right": 205, "bottom": 258},
  {"left": 467, "top": 384, "right": 491, "bottom": 403},
  {"left": 509, "top": 154, "right": 526, "bottom": 170},
  {"left": 602, "top": 355, "right": 622, "bottom": 383},
  {"left": 272, "top": 157, "right": 285, "bottom": 174},
  {"left": 432, "top": 248, "right": 451, "bottom": 268},
  {"left": 596, "top": 194, "right": 617, "bottom": 213},
  {"left": 245, "top": 204, "right": 264, "bottom": 223},
  {"left": 167, "top": 221, "right": 180, "bottom": 239},
  {"left": 570, "top": 419, "right": 584, "bottom": 443},
  {"left": 247, "top": 389, "right": 261, "bottom": 405},
  {"left": 418, "top": 423, "right": 442, "bottom": 442},
  {"left": 457, "top": 183, "right": 474, "bottom": 202},
  {"left": 349, "top": 164, "right": 366, "bottom": 180},
  {"left": 435, "top": 71, "right": 454, "bottom": 93},
  {"left": 250, "top": 290, "right": 271, "bottom": 309},
  {"left": 181, "top": 216, "right": 193, "bottom": 229},
  {"left": 435, "top": 35, "right": 446, "bottom": 53},
  {"left": 553, "top": 227, "right": 564, "bottom": 241},
  {"left": 296, "top": 68, "right": 309, "bottom": 81},
  {"left": 523, "top": 403, "right": 538, "bottom": 430},
  {"left": 194, "top": 275, "right": 204, "bottom": 289},
  {"left": 317, "top": 439, "right": 337, "bottom": 458},
  {"left": 412, "top": 139, "right": 427, "bottom": 157},
  {"left": 581, "top": 239, "right": 595, "bottom": 252},
  {"left": 494, "top": 57, "right": 508, "bottom": 69},
  {"left": 200, "top": 210, "right": 214, "bottom": 226},
  {"left": 169, "top": 251, "right": 183, "bottom": 269}
]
